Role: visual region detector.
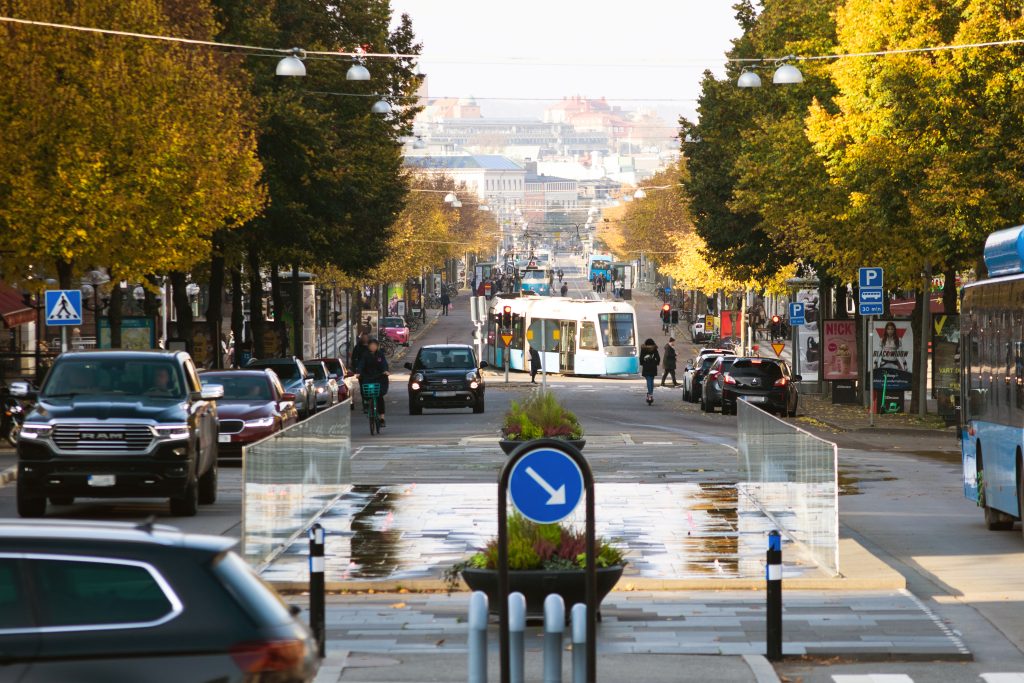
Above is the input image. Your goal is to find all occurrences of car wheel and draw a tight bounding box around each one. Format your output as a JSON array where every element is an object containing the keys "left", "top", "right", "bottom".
[
  {"left": 683, "top": 387, "right": 691, "bottom": 402},
  {"left": 473, "top": 396, "right": 485, "bottom": 414},
  {"left": 170, "top": 477, "right": 199, "bottom": 517},
  {"left": 17, "top": 483, "right": 46, "bottom": 518},
  {"left": 198, "top": 459, "right": 218, "bottom": 505},
  {"left": 48, "top": 496, "right": 74, "bottom": 506},
  {"left": 787, "top": 398, "right": 798, "bottom": 418},
  {"left": 410, "top": 403, "right": 422, "bottom": 416}
]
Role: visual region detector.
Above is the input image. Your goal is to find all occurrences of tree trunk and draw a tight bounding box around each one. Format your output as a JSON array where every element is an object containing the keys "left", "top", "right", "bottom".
[
  {"left": 942, "top": 267, "right": 958, "bottom": 314},
  {"left": 248, "top": 248, "right": 265, "bottom": 359},
  {"left": 834, "top": 284, "right": 849, "bottom": 320},
  {"left": 231, "top": 266, "right": 244, "bottom": 367},
  {"left": 108, "top": 283, "right": 124, "bottom": 349},
  {"left": 270, "top": 264, "right": 286, "bottom": 357},
  {"left": 170, "top": 271, "right": 193, "bottom": 350},
  {"left": 291, "top": 263, "right": 303, "bottom": 360},
  {"left": 207, "top": 247, "right": 226, "bottom": 369},
  {"left": 55, "top": 259, "right": 73, "bottom": 290}
]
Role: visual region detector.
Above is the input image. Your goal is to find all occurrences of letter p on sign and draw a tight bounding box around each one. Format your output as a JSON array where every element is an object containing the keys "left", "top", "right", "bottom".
[{"left": 859, "top": 267, "right": 883, "bottom": 289}]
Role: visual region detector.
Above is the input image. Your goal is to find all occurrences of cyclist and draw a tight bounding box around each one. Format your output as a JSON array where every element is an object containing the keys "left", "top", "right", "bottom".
[{"left": 356, "top": 338, "right": 389, "bottom": 427}]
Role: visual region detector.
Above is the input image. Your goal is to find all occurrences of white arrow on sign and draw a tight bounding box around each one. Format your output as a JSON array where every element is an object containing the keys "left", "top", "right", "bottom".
[{"left": 525, "top": 466, "right": 566, "bottom": 505}]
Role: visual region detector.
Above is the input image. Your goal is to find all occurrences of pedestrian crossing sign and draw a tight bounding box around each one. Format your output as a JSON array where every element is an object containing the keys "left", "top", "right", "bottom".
[{"left": 45, "top": 289, "right": 83, "bottom": 326}]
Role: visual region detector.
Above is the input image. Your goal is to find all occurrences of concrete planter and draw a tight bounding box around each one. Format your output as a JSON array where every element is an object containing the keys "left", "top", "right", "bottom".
[
  {"left": 499, "top": 438, "right": 586, "bottom": 455},
  {"left": 461, "top": 565, "right": 623, "bottom": 616}
]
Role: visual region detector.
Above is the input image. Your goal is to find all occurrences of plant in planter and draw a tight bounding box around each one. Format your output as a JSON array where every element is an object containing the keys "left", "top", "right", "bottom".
[
  {"left": 500, "top": 391, "right": 584, "bottom": 453},
  {"left": 446, "top": 512, "right": 626, "bottom": 615}
]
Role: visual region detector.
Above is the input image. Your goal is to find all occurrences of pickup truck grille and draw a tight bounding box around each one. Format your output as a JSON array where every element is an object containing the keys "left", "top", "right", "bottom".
[
  {"left": 51, "top": 424, "right": 155, "bottom": 452},
  {"left": 218, "top": 419, "right": 244, "bottom": 434}
]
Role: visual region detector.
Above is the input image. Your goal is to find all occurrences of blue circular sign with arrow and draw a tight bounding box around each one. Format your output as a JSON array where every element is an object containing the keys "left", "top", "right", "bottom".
[{"left": 508, "top": 445, "right": 585, "bottom": 524}]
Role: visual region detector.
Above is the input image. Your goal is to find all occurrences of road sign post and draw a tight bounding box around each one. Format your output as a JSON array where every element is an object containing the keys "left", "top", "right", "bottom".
[
  {"left": 45, "top": 290, "right": 83, "bottom": 353},
  {"left": 498, "top": 440, "right": 595, "bottom": 683},
  {"left": 858, "top": 268, "right": 884, "bottom": 426}
]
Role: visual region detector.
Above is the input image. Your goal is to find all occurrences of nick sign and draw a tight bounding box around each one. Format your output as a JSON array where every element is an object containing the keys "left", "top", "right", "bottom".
[{"left": 822, "top": 320, "right": 858, "bottom": 380}]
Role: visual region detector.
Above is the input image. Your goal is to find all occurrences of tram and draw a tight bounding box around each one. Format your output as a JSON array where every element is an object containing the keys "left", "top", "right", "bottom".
[{"left": 491, "top": 297, "right": 639, "bottom": 376}]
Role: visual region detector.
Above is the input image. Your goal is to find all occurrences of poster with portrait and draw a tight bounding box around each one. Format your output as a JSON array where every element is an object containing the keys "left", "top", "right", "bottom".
[
  {"left": 356, "top": 310, "right": 378, "bottom": 340},
  {"left": 871, "top": 319, "right": 914, "bottom": 390},
  {"left": 793, "top": 289, "right": 821, "bottom": 381},
  {"left": 822, "top": 320, "right": 858, "bottom": 380},
  {"left": 386, "top": 283, "right": 405, "bottom": 317}
]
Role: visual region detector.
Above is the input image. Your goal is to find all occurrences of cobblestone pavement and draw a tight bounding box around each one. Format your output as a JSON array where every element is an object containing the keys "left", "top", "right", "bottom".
[{"left": 301, "top": 590, "right": 969, "bottom": 660}]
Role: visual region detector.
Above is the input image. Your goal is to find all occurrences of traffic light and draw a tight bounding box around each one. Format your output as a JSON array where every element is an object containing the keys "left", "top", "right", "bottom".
[
  {"left": 771, "top": 315, "right": 781, "bottom": 325},
  {"left": 502, "top": 305, "right": 513, "bottom": 330},
  {"left": 661, "top": 303, "right": 671, "bottom": 322}
]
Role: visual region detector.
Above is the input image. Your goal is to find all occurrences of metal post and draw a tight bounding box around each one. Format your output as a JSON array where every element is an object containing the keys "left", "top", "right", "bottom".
[
  {"left": 60, "top": 327, "right": 68, "bottom": 354},
  {"left": 868, "top": 315, "right": 875, "bottom": 427},
  {"left": 919, "top": 260, "right": 931, "bottom": 416},
  {"left": 308, "top": 523, "right": 326, "bottom": 657},
  {"left": 541, "top": 318, "right": 547, "bottom": 390},
  {"left": 543, "top": 594, "right": 565, "bottom": 683},
  {"left": 505, "top": 344, "right": 510, "bottom": 384},
  {"left": 509, "top": 592, "right": 526, "bottom": 683},
  {"left": 571, "top": 603, "right": 587, "bottom": 683},
  {"left": 766, "top": 530, "right": 782, "bottom": 662},
  {"left": 468, "top": 591, "right": 489, "bottom": 683}
]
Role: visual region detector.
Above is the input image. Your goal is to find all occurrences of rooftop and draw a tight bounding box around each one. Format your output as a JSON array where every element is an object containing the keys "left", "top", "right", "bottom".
[{"left": 404, "top": 155, "right": 524, "bottom": 171}]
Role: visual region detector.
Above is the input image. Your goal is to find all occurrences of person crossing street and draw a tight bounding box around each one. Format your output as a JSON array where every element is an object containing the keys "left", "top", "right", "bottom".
[
  {"left": 661, "top": 337, "right": 679, "bottom": 387},
  {"left": 640, "top": 338, "right": 660, "bottom": 405}
]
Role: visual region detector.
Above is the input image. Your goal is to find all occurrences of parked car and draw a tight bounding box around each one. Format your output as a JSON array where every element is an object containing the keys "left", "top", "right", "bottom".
[
  {"left": 10, "top": 350, "right": 221, "bottom": 518},
  {"left": 0, "top": 519, "right": 319, "bottom": 682},
  {"left": 682, "top": 352, "right": 725, "bottom": 403},
  {"left": 303, "top": 360, "right": 338, "bottom": 410},
  {"left": 246, "top": 357, "right": 315, "bottom": 420},
  {"left": 404, "top": 344, "right": 487, "bottom": 415},
  {"left": 380, "top": 317, "right": 411, "bottom": 346},
  {"left": 313, "top": 357, "right": 353, "bottom": 403},
  {"left": 701, "top": 355, "right": 738, "bottom": 413},
  {"left": 200, "top": 369, "right": 299, "bottom": 463},
  {"left": 720, "top": 357, "right": 801, "bottom": 417}
]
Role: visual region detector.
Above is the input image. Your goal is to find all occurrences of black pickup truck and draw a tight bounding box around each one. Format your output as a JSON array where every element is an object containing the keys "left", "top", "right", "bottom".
[{"left": 10, "top": 350, "right": 223, "bottom": 518}]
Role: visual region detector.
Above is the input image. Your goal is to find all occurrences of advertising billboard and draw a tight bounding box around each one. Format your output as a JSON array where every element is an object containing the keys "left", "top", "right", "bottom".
[{"left": 822, "top": 320, "right": 858, "bottom": 380}]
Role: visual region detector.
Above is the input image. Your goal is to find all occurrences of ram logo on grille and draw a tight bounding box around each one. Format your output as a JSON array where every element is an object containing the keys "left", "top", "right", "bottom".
[{"left": 81, "top": 432, "right": 125, "bottom": 440}]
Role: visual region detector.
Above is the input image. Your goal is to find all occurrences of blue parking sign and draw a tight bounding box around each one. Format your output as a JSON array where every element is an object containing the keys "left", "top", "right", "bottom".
[
  {"left": 789, "top": 302, "right": 805, "bottom": 326},
  {"left": 859, "top": 267, "right": 883, "bottom": 289}
]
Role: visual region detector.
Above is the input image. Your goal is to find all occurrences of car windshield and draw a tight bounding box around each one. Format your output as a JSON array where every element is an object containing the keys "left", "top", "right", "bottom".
[
  {"left": 43, "top": 358, "right": 186, "bottom": 399},
  {"left": 731, "top": 359, "right": 783, "bottom": 380},
  {"left": 598, "top": 313, "right": 635, "bottom": 347},
  {"left": 203, "top": 375, "right": 272, "bottom": 401},
  {"left": 699, "top": 356, "right": 721, "bottom": 371},
  {"left": 591, "top": 259, "right": 610, "bottom": 270},
  {"left": 381, "top": 318, "right": 405, "bottom": 328},
  {"left": 415, "top": 349, "right": 475, "bottom": 370},
  {"left": 303, "top": 363, "right": 326, "bottom": 380},
  {"left": 251, "top": 362, "right": 299, "bottom": 381},
  {"left": 321, "top": 359, "right": 343, "bottom": 375}
]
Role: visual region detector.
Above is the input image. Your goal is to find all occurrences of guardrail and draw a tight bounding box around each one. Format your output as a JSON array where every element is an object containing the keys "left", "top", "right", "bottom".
[
  {"left": 736, "top": 398, "right": 839, "bottom": 575},
  {"left": 241, "top": 400, "right": 352, "bottom": 570}
]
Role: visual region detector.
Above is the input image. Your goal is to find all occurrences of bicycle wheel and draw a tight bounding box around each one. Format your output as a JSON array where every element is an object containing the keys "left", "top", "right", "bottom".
[{"left": 368, "top": 407, "right": 377, "bottom": 435}]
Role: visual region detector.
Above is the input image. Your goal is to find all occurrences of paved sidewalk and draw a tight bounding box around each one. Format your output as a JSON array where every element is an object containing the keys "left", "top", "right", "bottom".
[{"left": 304, "top": 589, "right": 968, "bottom": 681}]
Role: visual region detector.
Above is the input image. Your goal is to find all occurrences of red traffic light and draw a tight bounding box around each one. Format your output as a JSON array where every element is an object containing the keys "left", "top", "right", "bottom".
[
  {"left": 503, "top": 306, "right": 512, "bottom": 315},
  {"left": 771, "top": 315, "right": 780, "bottom": 324},
  {"left": 661, "top": 304, "right": 671, "bottom": 311}
]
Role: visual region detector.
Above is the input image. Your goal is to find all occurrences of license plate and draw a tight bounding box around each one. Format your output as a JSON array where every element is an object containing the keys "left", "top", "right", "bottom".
[
  {"left": 434, "top": 391, "right": 457, "bottom": 398},
  {"left": 218, "top": 434, "right": 232, "bottom": 443},
  {"left": 88, "top": 475, "right": 116, "bottom": 487},
  {"left": 746, "top": 396, "right": 767, "bottom": 403}
]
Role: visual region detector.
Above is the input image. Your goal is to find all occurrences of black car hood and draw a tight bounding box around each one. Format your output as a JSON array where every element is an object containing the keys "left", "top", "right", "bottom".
[
  {"left": 30, "top": 396, "right": 189, "bottom": 423},
  {"left": 418, "top": 368, "right": 474, "bottom": 381}
]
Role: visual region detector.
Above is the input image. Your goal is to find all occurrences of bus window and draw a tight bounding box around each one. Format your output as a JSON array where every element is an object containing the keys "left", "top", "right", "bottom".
[
  {"left": 579, "top": 322, "right": 599, "bottom": 350},
  {"left": 598, "top": 313, "right": 635, "bottom": 347}
]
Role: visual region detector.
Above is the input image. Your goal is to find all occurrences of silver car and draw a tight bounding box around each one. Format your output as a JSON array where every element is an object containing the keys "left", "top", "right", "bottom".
[{"left": 304, "top": 360, "right": 339, "bottom": 410}]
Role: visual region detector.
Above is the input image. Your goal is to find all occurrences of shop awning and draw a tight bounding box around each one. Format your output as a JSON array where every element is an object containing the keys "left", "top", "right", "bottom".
[{"left": 0, "top": 284, "right": 34, "bottom": 328}]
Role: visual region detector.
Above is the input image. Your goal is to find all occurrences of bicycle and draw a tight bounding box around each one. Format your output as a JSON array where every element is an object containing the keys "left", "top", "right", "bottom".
[
  {"left": 377, "top": 335, "right": 397, "bottom": 359},
  {"left": 360, "top": 382, "right": 383, "bottom": 435}
]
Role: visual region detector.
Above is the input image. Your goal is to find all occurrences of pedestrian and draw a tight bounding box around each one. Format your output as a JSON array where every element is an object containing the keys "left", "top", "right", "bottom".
[
  {"left": 529, "top": 344, "right": 542, "bottom": 383},
  {"left": 640, "top": 338, "right": 660, "bottom": 405},
  {"left": 661, "top": 337, "right": 679, "bottom": 387},
  {"left": 440, "top": 288, "right": 450, "bottom": 316},
  {"left": 560, "top": 282, "right": 569, "bottom": 297},
  {"left": 350, "top": 333, "right": 370, "bottom": 380}
]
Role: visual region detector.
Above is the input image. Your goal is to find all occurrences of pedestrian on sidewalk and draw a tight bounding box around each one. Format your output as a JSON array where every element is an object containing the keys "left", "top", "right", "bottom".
[
  {"left": 529, "top": 345, "right": 542, "bottom": 383},
  {"left": 560, "top": 282, "right": 569, "bottom": 297},
  {"left": 661, "top": 337, "right": 679, "bottom": 387},
  {"left": 640, "top": 338, "right": 660, "bottom": 405},
  {"left": 440, "top": 289, "right": 450, "bottom": 316}
]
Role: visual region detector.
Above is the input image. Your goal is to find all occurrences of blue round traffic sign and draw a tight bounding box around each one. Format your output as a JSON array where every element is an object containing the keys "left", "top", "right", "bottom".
[{"left": 508, "top": 446, "right": 584, "bottom": 524}]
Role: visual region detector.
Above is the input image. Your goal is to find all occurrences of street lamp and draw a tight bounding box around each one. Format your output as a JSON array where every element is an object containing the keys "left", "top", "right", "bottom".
[
  {"left": 346, "top": 63, "right": 371, "bottom": 81},
  {"left": 444, "top": 192, "right": 458, "bottom": 204},
  {"left": 371, "top": 99, "right": 392, "bottom": 115},
  {"left": 772, "top": 62, "right": 803, "bottom": 85},
  {"left": 276, "top": 48, "right": 306, "bottom": 77},
  {"left": 81, "top": 269, "right": 110, "bottom": 342},
  {"left": 737, "top": 68, "right": 762, "bottom": 88},
  {"left": 633, "top": 188, "right": 647, "bottom": 200}
]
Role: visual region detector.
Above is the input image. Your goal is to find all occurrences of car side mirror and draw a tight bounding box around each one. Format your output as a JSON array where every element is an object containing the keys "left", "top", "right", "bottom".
[
  {"left": 200, "top": 384, "right": 224, "bottom": 400},
  {"left": 9, "top": 381, "right": 33, "bottom": 398},
  {"left": 403, "top": 362, "right": 413, "bottom": 371},
  {"left": 793, "top": 375, "right": 803, "bottom": 382},
  {"left": 479, "top": 361, "right": 489, "bottom": 368}
]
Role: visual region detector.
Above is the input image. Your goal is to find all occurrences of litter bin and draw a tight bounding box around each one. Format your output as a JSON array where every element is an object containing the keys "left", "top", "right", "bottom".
[{"left": 831, "top": 380, "right": 858, "bottom": 404}]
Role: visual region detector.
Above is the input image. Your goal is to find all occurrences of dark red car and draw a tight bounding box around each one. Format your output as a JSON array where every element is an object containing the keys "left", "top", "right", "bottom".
[{"left": 200, "top": 370, "right": 299, "bottom": 463}]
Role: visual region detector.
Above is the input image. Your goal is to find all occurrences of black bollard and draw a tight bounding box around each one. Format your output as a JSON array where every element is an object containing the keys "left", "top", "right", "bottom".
[
  {"left": 309, "top": 523, "right": 326, "bottom": 657},
  {"left": 766, "top": 530, "right": 782, "bottom": 661}
]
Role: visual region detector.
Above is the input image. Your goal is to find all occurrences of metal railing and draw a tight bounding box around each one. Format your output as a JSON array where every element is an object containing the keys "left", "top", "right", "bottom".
[
  {"left": 736, "top": 399, "right": 840, "bottom": 575},
  {"left": 241, "top": 400, "right": 352, "bottom": 570}
]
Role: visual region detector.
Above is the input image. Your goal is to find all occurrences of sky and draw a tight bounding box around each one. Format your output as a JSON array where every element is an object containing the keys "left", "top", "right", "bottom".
[{"left": 388, "top": 1, "right": 742, "bottom": 123}]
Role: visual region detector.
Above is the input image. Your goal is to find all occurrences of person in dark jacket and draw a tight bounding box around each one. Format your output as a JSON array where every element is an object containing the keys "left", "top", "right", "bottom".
[
  {"left": 661, "top": 337, "right": 679, "bottom": 387},
  {"left": 440, "top": 289, "right": 450, "bottom": 316},
  {"left": 350, "top": 333, "right": 370, "bottom": 375},
  {"left": 560, "top": 282, "right": 569, "bottom": 297},
  {"left": 529, "top": 345, "right": 542, "bottom": 383},
  {"left": 640, "top": 338, "right": 660, "bottom": 405},
  {"left": 356, "top": 338, "right": 389, "bottom": 426}
]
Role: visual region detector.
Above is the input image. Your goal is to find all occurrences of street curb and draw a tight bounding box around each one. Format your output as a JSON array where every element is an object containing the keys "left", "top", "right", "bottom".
[
  {"left": 0, "top": 465, "right": 16, "bottom": 486},
  {"left": 743, "top": 654, "right": 781, "bottom": 683}
]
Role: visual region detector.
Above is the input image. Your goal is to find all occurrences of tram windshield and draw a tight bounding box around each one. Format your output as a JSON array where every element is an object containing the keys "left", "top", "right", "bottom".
[{"left": 598, "top": 313, "right": 635, "bottom": 347}]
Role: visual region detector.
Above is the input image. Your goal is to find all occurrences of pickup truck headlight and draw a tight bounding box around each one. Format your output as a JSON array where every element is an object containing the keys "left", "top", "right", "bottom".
[
  {"left": 153, "top": 424, "right": 190, "bottom": 441},
  {"left": 244, "top": 417, "right": 275, "bottom": 428},
  {"left": 18, "top": 424, "right": 51, "bottom": 440}
]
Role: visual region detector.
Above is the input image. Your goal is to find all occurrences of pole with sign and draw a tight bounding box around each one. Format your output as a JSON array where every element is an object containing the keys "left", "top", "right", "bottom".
[
  {"left": 788, "top": 302, "right": 804, "bottom": 380},
  {"left": 858, "top": 268, "right": 884, "bottom": 427}
]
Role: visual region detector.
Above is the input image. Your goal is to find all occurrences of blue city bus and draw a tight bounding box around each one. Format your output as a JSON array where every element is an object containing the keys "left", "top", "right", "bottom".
[
  {"left": 961, "top": 225, "right": 1024, "bottom": 530},
  {"left": 588, "top": 254, "right": 612, "bottom": 283}
]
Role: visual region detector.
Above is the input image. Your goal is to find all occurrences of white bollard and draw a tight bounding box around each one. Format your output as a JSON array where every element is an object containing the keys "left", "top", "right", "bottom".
[
  {"left": 571, "top": 603, "right": 587, "bottom": 683},
  {"left": 509, "top": 592, "right": 526, "bottom": 683},
  {"left": 543, "top": 593, "right": 565, "bottom": 683},
  {"left": 468, "top": 591, "right": 488, "bottom": 683}
]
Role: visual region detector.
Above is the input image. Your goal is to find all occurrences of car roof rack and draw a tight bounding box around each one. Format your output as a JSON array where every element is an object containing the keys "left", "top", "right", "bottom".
[{"left": 135, "top": 515, "right": 158, "bottom": 535}]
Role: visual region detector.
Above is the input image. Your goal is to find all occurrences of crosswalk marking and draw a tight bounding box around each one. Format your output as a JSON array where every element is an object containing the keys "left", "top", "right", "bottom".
[
  {"left": 981, "top": 675, "right": 1024, "bottom": 683},
  {"left": 832, "top": 676, "right": 913, "bottom": 683}
]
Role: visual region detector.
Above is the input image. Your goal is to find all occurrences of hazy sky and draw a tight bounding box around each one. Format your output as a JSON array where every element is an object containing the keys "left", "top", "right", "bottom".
[{"left": 388, "top": 1, "right": 742, "bottom": 122}]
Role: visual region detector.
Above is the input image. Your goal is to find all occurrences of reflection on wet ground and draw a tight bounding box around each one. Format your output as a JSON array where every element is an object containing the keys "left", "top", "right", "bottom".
[
  {"left": 260, "top": 482, "right": 819, "bottom": 584},
  {"left": 838, "top": 466, "right": 898, "bottom": 496}
]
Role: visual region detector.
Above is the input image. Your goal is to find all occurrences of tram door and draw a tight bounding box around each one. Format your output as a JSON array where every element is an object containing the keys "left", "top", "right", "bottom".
[{"left": 559, "top": 321, "right": 576, "bottom": 373}]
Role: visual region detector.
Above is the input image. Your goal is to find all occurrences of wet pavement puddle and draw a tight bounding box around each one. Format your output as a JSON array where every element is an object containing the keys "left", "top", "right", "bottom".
[{"left": 258, "top": 482, "right": 819, "bottom": 584}]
